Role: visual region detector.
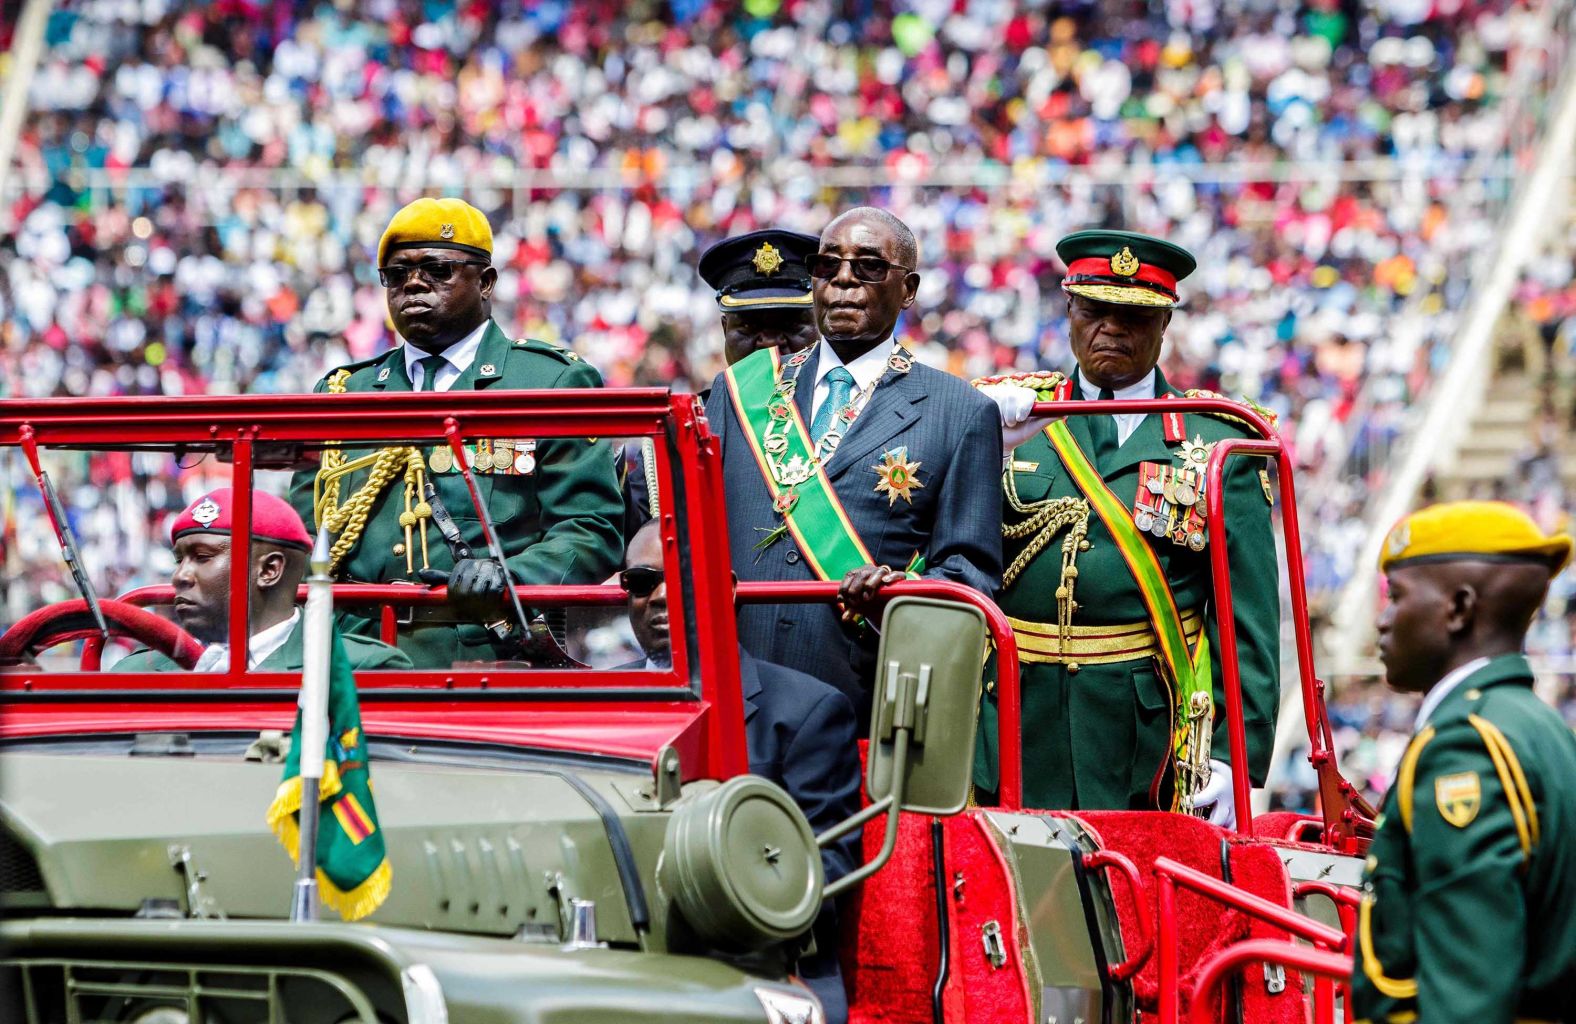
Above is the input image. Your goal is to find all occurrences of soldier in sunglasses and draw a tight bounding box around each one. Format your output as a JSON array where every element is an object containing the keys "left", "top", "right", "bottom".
[
  {"left": 702, "top": 207, "right": 1003, "bottom": 725},
  {"left": 289, "top": 198, "right": 623, "bottom": 668},
  {"left": 619, "top": 520, "right": 859, "bottom": 1023}
]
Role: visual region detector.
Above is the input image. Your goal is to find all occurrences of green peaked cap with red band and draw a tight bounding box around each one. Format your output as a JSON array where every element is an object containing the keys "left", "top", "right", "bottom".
[{"left": 1057, "top": 229, "right": 1197, "bottom": 308}]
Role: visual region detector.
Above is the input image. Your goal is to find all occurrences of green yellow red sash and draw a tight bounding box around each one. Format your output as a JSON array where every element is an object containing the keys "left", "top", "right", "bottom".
[
  {"left": 1045, "top": 418, "right": 1212, "bottom": 805},
  {"left": 724, "top": 347, "right": 873, "bottom": 581}
]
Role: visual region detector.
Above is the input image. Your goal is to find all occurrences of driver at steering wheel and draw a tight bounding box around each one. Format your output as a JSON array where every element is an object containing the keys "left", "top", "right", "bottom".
[{"left": 116, "top": 489, "right": 411, "bottom": 672}]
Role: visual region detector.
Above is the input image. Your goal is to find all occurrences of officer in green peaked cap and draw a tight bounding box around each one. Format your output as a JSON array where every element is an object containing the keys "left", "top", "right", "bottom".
[{"left": 971, "top": 228, "right": 1280, "bottom": 825}]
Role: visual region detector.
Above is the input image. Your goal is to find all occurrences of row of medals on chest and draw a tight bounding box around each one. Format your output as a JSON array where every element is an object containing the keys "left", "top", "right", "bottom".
[
  {"left": 1135, "top": 437, "right": 1214, "bottom": 551},
  {"left": 425, "top": 439, "right": 537, "bottom": 476},
  {"left": 762, "top": 348, "right": 911, "bottom": 499}
]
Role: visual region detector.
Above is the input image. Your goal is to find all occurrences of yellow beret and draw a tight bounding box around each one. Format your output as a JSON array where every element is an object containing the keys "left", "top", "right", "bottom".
[
  {"left": 377, "top": 198, "right": 493, "bottom": 267},
  {"left": 1380, "top": 500, "right": 1572, "bottom": 573}
]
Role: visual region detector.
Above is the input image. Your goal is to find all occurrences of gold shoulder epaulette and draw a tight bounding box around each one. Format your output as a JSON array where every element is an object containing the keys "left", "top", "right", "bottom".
[
  {"left": 971, "top": 371, "right": 1067, "bottom": 393},
  {"left": 1181, "top": 389, "right": 1278, "bottom": 430},
  {"left": 325, "top": 368, "right": 354, "bottom": 394}
]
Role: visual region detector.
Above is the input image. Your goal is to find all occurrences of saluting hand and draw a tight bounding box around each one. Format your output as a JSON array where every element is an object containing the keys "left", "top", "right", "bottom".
[{"left": 838, "top": 564, "right": 906, "bottom": 622}]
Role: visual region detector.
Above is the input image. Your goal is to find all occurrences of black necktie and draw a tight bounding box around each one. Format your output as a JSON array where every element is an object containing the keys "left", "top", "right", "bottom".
[{"left": 1088, "top": 386, "right": 1117, "bottom": 464}]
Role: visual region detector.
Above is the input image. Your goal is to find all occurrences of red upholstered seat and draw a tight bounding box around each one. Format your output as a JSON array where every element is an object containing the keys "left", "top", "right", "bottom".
[{"left": 1250, "top": 810, "right": 1324, "bottom": 844}]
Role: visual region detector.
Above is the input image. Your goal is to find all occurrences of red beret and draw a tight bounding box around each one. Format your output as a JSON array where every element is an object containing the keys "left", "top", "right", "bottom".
[{"left": 171, "top": 488, "right": 313, "bottom": 551}]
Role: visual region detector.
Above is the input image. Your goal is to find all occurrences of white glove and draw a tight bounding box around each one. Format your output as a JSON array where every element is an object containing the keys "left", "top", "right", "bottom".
[
  {"left": 1003, "top": 416, "right": 1055, "bottom": 450},
  {"left": 1192, "top": 759, "right": 1236, "bottom": 828},
  {"left": 978, "top": 382, "right": 1037, "bottom": 426},
  {"left": 979, "top": 383, "right": 1055, "bottom": 452}
]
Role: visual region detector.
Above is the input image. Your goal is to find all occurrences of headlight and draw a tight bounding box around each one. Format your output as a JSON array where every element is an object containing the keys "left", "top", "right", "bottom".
[
  {"left": 755, "top": 985, "right": 825, "bottom": 1024},
  {"left": 660, "top": 776, "right": 824, "bottom": 950}
]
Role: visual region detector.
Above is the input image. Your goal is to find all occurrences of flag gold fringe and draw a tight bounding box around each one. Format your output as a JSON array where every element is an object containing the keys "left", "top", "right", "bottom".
[
  {"left": 264, "top": 759, "right": 390, "bottom": 921},
  {"left": 319, "top": 858, "right": 392, "bottom": 922}
]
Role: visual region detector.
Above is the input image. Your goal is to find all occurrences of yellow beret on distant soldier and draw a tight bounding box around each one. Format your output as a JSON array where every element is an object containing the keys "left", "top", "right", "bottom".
[
  {"left": 377, "top": 197, "right": 494, "bottom": 267},
  {"left": 1380, "top": 500, "right": 1573, "bottom": 572}
]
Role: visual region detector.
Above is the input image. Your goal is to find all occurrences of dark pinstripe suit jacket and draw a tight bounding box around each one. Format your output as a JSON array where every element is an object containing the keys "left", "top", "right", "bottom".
[{"left": 704, "top": 344, "right": 1003, "bottom": 721}]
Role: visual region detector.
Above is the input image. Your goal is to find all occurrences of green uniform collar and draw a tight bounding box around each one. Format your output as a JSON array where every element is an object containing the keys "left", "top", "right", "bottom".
[
  {"left": 371, "top": 321, "right": 511, "bottom": 391},
  {"left": 1423, "top": 653, "right": 1534, "bottom": 725}
]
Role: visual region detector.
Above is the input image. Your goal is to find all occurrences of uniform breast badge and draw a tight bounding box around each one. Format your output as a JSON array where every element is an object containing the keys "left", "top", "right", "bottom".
[
  {"left": 1135, "top": 460, "right": 1209, "bottom": 551},
  {"left": 873, "top": 447, "right": 924, "bottom": 506},
  {"left": 513, "top": 440, "right": 536, "bottom": 475}
]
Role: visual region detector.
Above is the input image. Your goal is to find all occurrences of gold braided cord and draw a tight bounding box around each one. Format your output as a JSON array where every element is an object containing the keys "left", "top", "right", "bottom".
[
  {"left": 312, "top": 367, "right": 433, "bottom": 575},
  {"left": 1001, "top": 468, "right": 1092, "bottom": 671}
]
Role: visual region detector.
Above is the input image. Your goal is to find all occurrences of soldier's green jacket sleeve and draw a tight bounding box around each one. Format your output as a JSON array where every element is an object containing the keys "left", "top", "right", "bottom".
[
  {"left": 1354, "top": 727, "right": 1528, "bottom": 1024},
  {"left": 501, "top": 358, "right": 623, "bottom": 587},
  {"left": 1206, "top": 452, "right": 1279, "bottom": 785}
]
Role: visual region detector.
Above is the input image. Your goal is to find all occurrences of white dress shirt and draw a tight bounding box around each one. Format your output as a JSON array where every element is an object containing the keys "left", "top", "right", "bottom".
[
  {"left": 193, "top": 609, "right": 301, "bottom": 672},
  {"left": 810, "top": 338, "right": 896, "bottom": 428},
  {"left": 402, "top": 320, "right": 488, "bottom": 392},
  {"left": 1415, "top": 656, "right": 1491, "bottom": 729},
  {"left": 1080, "top": 367, "right": 1156, "bottom": 446}
]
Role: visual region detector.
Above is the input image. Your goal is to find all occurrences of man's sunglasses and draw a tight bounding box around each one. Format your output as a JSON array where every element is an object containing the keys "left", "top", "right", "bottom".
[
  {"left": 377, "top": 259, "right": 490, "bottom": 288},
  {"left": 807, "top": 254, "right": 914, "bottom": 283},
  {"left": 619, "top": 566, "right": 664, "bottom": 598}
]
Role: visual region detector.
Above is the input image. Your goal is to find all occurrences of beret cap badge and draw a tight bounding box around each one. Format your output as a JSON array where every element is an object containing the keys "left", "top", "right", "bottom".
[
  {"left": 190, "top": 498, "right": 221, "bottom": 527},
  {"left": 439, "top": 223, "right": 455, "bottom": 240},
  {"left": 1110, "top": 246, "right": 1140, "bottom": 277},
  {"left": 752, "top": 242, "right": 784, "bottom": 275}
]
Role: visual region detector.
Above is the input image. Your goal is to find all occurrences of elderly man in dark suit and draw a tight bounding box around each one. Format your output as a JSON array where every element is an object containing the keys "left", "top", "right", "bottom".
[
  {"left": 702, "top": 207, "right": 1003, "bottom": 722},
  {"left": 620, "top": 520, "right": 860, "bottom": 1023}
]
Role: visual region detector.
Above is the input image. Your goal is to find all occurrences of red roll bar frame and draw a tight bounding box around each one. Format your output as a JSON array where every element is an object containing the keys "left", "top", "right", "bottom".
[
  {"left": 1188, "top": 940, "right": 1352, "bottom": 1024},
  {"left": 1151, "top": 856, "right": 1347, "bottom": 1024}
]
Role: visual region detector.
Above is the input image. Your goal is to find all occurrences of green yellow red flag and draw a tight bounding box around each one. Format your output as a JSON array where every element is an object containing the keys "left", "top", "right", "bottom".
[{"left": 266, "top": 626, "right": 391, "bottom": 921}]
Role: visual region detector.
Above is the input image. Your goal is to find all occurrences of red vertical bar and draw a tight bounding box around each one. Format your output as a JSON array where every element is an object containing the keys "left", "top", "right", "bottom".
[
  {"left": 680, "top": 397, "right": 747, "bottom": 779},
  {"left": 380, "top": 604, "right": 397, "bottom": 646},
  {"left": 1157, "top": 872, "right": 1179, "bottom": 1024},
  {"left": 1205, "top": 438, "right": 1281, "bottom": 835},
  {"left": 228, "top": 433, "right": 253, "bottom": 675},
  {"left": 994, "top": 608, "right": 1022, "bottom": 810}
]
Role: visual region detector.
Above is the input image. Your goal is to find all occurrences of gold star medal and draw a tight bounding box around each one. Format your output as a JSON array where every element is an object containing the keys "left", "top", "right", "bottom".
[
  {"left": 752, "top": 242, "right": 784, "bottom": 275},
  {"left": 873, "top": 447, "right": 924, "bottom": 506}
]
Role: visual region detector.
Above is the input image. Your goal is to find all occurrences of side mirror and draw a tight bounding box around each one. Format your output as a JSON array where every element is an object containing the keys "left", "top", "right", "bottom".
[
  {"left": 866, "top": 596, "right": 987, "bottom": 814},
  {"left": 819, "top": 596, "right": 988, "bottom": 898}
]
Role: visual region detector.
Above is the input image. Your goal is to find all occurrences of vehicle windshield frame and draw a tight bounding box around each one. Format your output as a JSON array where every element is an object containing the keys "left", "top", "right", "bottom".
[{"left": 0, "top": 390, "right": 751, "bottom": 779}]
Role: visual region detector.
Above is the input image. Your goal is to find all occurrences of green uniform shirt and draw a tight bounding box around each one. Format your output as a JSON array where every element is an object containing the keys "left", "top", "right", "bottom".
[
  {"left": 287, "top": 322, "right": 624, "bottom": 668},
  {"left": 114, "top": 619, "right": 413, "bottom": 672},
  {"left": 974, "top": 371, "right": 1280, "bottom": 809},
  {"left": 1353, "top": 654, "right": 1576, "bottom": 1024}
]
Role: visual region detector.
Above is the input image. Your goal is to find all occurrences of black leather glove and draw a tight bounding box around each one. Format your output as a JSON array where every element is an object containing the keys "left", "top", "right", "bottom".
[{"left": 419, "top": 558, "right": 510, "bottom": 620}]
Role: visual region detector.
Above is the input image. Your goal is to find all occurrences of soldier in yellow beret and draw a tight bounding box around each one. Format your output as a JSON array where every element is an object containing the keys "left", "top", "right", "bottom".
[
  {"left": 288, "top": 198, "right": 624, "bottom": 668},
  {"left": 1355, "top": 501, "right": 1575, "bottom": 1024}
]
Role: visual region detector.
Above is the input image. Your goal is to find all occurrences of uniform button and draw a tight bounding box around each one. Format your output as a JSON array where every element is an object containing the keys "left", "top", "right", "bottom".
[
  {"left": 785, "top": 550, "right": 800, "bottom": 564},
  {"left": 393, "top": 543, "right": 406, "bottom": 556}
]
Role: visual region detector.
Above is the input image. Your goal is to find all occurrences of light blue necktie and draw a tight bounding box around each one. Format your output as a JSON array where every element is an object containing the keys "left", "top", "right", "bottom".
[{"left": 811, "top": 367, "right": 856, "bottom": 443}]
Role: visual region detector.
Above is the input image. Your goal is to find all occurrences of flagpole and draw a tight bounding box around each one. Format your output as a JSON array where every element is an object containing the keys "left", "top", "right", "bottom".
[{"left": 291, "top": 527, "right": 334, "bottom": 923}]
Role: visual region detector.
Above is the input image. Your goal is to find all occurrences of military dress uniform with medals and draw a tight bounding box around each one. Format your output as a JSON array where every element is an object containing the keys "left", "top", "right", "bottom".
[
  {"left": 972, "top": 231, "right": 1281, "bottom": 812},
  {"left": 1354, "top": 509, "right": 1576, "bottom": 1024},
  {"left": 287, "top": 199, "right": 624, "bottom": 669}
]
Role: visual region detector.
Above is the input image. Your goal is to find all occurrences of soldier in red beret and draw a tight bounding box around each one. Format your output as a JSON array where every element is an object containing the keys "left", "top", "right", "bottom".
[{"left": 116, "top": 489, "right": 411, "bottom": 672}]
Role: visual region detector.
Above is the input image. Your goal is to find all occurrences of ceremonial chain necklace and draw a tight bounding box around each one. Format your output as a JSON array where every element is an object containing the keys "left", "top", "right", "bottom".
[{"left": 751, "top": 345, "right": 912, "bottom": 550}]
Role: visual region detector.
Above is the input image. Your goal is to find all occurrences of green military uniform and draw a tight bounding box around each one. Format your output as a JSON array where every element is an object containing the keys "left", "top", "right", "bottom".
[
  {"left": 971, "top": 371, "right": 1280, "bottom": 809},
  {"left": 287, "top": 321, "right": 624, "bottom": 668},
  {"left": 1354, "top": 654, "right": 1576, "bottom": 1024},
  {"left": 116, "top": 619, "right": 413, "bottom": 672},
  {"left": 972, "top": 229, "right": 1280, "bottom": 811}
]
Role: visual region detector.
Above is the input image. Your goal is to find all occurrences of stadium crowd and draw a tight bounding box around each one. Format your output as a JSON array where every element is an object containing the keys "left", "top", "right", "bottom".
[{"left": 4, "top": 0, "right": 1576, "bottom": 810}]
